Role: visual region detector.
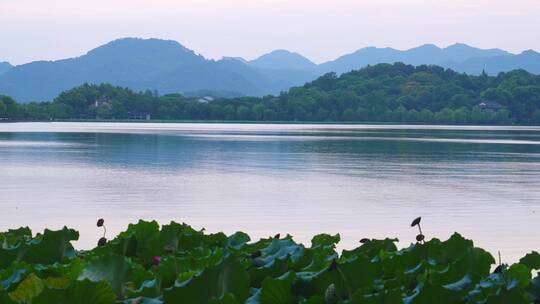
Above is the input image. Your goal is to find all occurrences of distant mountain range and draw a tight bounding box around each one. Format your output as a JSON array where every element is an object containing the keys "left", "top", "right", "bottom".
[
  {"left": 1, "top": 38, "right": 539, "bottom": 102},
  {"left": 316, "top": 43, "right": 510, "bottom": 74}
]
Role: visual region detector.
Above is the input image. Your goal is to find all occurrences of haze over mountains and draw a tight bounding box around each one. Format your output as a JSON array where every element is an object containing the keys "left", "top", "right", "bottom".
[{"left": 1, "top": 38, "right": 539, "bottom": 102}]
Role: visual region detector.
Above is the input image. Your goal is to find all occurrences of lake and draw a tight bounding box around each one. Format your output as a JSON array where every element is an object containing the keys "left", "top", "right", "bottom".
[{"left": 1, "top": 122, "right": 539, "bottom": 262}]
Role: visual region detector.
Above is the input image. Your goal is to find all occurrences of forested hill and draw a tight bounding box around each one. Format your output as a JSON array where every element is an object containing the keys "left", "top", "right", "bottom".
[{"left": 2, "top": 63, "right": 540, "bottom": 124}]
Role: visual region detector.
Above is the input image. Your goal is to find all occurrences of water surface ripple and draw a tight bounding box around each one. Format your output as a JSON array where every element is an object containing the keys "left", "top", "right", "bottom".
[{"left": 1, "top": 122, "right": 539, "bottom": 261}]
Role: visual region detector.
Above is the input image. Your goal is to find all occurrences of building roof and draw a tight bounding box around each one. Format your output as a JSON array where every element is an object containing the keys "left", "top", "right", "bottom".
[
  {"left": 197, "top": 96, "right": 215, "bottom": 103},
  {"left": 478, "top": 100, "right": 504, "bottom": 110}
]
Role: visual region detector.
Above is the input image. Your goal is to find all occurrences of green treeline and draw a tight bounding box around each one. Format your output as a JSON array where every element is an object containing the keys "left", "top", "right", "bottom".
[{"left": 1, "top": 63, "right": 540, "bottom": 124}]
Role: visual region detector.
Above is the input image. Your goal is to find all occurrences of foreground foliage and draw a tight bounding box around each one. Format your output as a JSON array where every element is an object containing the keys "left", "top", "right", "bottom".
[{"left": 1, "top": 220, "right": 539, "bottom": 303}]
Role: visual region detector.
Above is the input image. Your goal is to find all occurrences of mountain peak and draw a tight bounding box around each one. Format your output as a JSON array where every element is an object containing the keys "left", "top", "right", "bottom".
[
  {"left": 249, "top": 49, "right": 316, "bottom": 71},
  {"left": 79, "top": 37, "right": 205, "bottom": 67},
  {"left": 265, "top": 49, "right": 305, "bottom": 57},
  {"left": 0, "top": 61, "right": 13, "bottom": 75},
  {"left": 84, "top": 37, "right": 199, "bottom": 59},
  {"left": 415, "top": 43, "right": 441, "bottom": 50},
  {"left": 521, "top": 49, "right": 539, "bottom": 56},
  {"left": 445, "top": 43, "right": 474, "bottom": 50},
  {"left": 93, "top": 37, "right": 190, "bottom": 51},
  {"left": 444, "top": 43, "right": 510, "bottom": 57},
  {"left": 222, "top": 56, "right": 248, "bottom": 64},
  {"left": 0, "top": 38, "right": 316, "bottom": 102}
]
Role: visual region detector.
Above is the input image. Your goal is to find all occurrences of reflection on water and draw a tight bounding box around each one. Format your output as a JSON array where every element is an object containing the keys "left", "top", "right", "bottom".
[{"left": 1, "top": 122, "right": 539, "bottom": 261}]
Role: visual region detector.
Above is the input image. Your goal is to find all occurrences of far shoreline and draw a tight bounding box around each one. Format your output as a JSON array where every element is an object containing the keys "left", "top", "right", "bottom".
[{"left": 1, "top": 118, "right": 540, "bottom": 127}]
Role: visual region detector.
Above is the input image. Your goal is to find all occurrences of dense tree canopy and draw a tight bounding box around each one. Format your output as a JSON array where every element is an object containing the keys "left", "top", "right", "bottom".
[{"left": 2, "top": 63, "right": 540, "bottom": 124}]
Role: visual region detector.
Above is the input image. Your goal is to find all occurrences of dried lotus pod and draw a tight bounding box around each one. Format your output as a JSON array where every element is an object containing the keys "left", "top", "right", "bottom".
[{"left": 98, "top": 237, "right": 107, "bottom": 247}]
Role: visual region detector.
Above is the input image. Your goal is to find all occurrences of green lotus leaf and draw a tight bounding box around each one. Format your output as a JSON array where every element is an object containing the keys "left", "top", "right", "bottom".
[
  {"left": 465, "top": 248, "right": 495, "bottom": 277},
  {"left": 31, "top": 258, "right": 87, "bottom": 282},
  {"left": 0, "top": 227, "right": 78, "bottom": 268},
  {"left": 8, "top": 273, "right": 44, "bottom": 302},
  {"left": 158, "top": 221, "right": 185, "bottom": 252},
  {"left": 442, "top": 274, "right": 472, "bottom": 292},
  {"left": 519, "top": 251, "right": 540, "bottom": 271},
  {"left": 258, "top": 271, "right": 296, "bottom": 304},
  {"left": 310, "top": 234, "right": 340, "bottom": 249},
  {"left": 24, "top": 227, "right": 79, "bottom": 264},
  {"left": 526, "top": 276, "right": 540, "bottom": 303},
  {"left": 78, "top": 253, "right": 132, "bottom": 298},
  {"left": 332, "top": 255, "right": 380, "bottom": 299},
  {"left": 245, "top": 288, "right": 261, "bottom": 304},
  {"left": 403, "top": 282, "right": 461, "bottom": 304},
  {"left": 123, "top": 297, "right": 164, "bottom": 304},
  {"left": 350, "top": 288, "right": 402, "bottom": 304},
  {"left": 466, "top": 272, "right": 507, "bottom": 302},
  {"left": 254, "top": 239, "right": 304, "bottom": 267},
  {"left": 43, "top": 276, "right": 71, "bottom": 289},
  {"left": 0, "top": 227, "right": 32, "bottom": 247},
  {"left": 159, "top": 222, "right": 226, "bottom": 253},
  {"left": 94, "top": 233, "right": 138, "bottom": 257},
  {"left": 209, "top": 292, "right": 240, "bottom": 304},
  {"left": 34, "top": 279, "right": 117, "bottom": 304},
  {"left": 150, "top": 256, "right": 181, "bottom": 290},
  {"left": 127, "top": 279, "right": 160, "bottom": 298},
  {"left": 174, "top": 224, "right": 206, "bottom": 251},
  {"left": 484, "top": 286, "right": 530, "bottom": 304},
  {"left": 177, "top": 270, "right": 199, "bottom": 284},
  {"left": 296, "top": 247, "right": 337, "bottom": 273},
  {"left": 342, "top": 238, "right": 398, "bottom": 260},
  {"left": 117, "top": 220, "right": 161, "bottom": 265},
  {"left": 438, "top": 233, "right": 474, "bottom": 262},
  {"left": 128, "top": 262, "right": 154, "bottom": 290},
  {"left": 251, "top": 258, "right": 289, "bottom": 289},
  {"left": 506, "top": 264, "right": 531, "bottom": 289},
  {"left": 227, "top": 232, "right": 251, "bottom": 250},
  {"left": 163, "top": 254, "right": 250, "bottom": 304},
  {"left": 294, "top": 265, "right": 335, "bottom": 299},
  {"left": 1, "top": 267, "right": 27, "bottom": 291},
  {"left": 298, "top": 294, "right": 325, "bottom": 303},
  {"left": 0, "top": 285, "right": 16, "bottom": 304},
  {"left": 0, "top": 246, "right": 22, "bottom": 269},
  {"left": 203, "top": 232, "right": 228, "bottom": 248}
]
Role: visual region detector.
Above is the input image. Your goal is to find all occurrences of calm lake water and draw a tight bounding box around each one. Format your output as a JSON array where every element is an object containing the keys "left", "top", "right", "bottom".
[{"left": 1, "top": 122, "right": 539, "bottom": 261}]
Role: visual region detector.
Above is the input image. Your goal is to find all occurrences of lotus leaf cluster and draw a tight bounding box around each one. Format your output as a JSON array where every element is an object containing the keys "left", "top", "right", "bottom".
[{"left": 1, "top": 220, "right": 539, "bottom": 303}]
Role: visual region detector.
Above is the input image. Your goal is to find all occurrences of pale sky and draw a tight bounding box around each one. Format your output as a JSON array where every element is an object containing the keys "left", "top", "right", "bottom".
[{"left": 1, "top": 0, "right": 539, "bottom": 65}]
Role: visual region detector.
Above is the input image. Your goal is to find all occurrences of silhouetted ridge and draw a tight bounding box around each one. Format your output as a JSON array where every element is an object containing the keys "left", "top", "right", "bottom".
[{"left": 0, "top": 39, "right": 538, "bottom": 102}]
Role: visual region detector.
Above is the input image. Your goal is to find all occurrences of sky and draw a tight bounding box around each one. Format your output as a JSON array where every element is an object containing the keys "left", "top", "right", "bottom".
[{"left": 1, "top": 0, "right": 539, "bottom": 65}]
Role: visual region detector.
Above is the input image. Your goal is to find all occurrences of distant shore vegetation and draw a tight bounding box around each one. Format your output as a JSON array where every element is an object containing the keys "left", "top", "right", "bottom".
[{"left": 1, "top": 63, "right": 540, "bottom": 125}]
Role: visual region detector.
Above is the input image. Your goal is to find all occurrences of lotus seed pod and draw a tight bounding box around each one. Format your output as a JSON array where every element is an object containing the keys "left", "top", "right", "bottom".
[
  {"left": 411, "top": 217, "right": 422, "bottom": 227},
  {"left": 97, "top": 218, "right": 104, "bottom": 227},
  {"left": 325, "top": 283, "right": 338, "bottom": 304},
  {"left": 416, "top": 234, "right": 425, "bottom": 242},
  {"left": 98, "top": 237, "right": 107, "bottom": 247}
]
